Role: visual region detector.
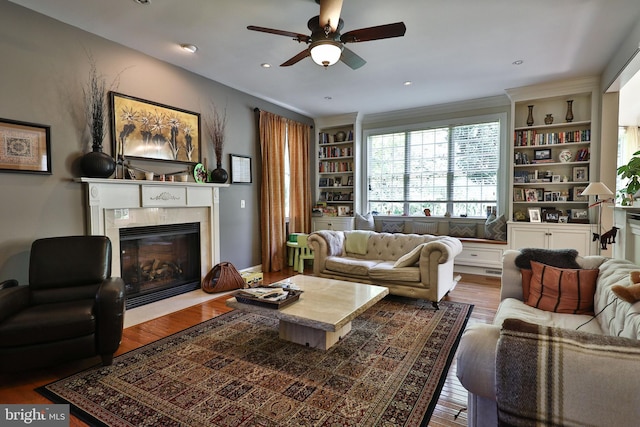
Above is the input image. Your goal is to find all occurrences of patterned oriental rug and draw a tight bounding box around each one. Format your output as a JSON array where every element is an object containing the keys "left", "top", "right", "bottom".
[{"left": 38, "top": 297, "right": 473, "bottom": 427}]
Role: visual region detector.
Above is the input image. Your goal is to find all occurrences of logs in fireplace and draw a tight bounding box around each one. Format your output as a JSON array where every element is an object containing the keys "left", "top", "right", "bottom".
[{"left": 119, "top": 222, "right": 201, "bottom": 309}]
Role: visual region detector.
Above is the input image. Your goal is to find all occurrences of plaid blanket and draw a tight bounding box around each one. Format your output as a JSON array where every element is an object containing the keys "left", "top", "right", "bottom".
[{"left": 496, "top": 319, "right": 640, "bottom": 427}]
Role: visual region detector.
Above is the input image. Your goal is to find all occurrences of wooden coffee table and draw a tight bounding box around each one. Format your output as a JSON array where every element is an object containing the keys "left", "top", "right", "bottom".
[{"left": 226, "top": 275, "right": 388, "bottom": 350}]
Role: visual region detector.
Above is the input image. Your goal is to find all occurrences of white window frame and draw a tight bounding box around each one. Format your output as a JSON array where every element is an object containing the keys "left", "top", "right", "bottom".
[{"left": 362, "top": 112, "right": 508, "bottom": 217}]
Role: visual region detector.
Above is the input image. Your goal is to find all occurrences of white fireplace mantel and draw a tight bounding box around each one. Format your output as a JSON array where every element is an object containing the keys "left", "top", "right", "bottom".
[{"left": 76, "top": 178, "right": 229, "bottom": 277}]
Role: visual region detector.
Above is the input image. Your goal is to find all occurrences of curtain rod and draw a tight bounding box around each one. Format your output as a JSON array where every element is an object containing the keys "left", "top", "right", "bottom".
[{"left": 253, "top": 107, "right": 313, "bottom": 128}]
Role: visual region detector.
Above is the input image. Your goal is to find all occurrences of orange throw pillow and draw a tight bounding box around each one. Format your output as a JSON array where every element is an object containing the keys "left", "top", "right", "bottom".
[
  {"left": 521, "top": 269, "right": 533, "bottom": 300},
  {"left": 526, "top": 261, "right": 598, "bottom": 314}
]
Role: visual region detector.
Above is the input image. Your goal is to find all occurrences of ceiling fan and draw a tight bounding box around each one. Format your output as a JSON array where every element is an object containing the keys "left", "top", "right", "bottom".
[{"left": 247, "top": 0, "right": 406, "bottom": 69}]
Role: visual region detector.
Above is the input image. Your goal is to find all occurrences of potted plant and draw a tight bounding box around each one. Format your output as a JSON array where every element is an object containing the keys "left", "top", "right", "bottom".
[
  {"left": 616, "top": 149, "right": 640, "bottom": 205},
  {"left": 205, "top": 102, "right": 228, "bottom": 183},
  {"left": 79, "top": 55, "right": 116, "bottom": 178}
]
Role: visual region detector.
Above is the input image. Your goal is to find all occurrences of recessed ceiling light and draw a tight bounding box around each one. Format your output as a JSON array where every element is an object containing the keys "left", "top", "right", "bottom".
[
  {"left": 403, "top": 81, "right": 412, "bottom": 86},
  {"left": 180, "top": 44, "right": 198, "bottom": 53},
  {"left": 512, "top": 60, "right": 524, "bottom": 65},
  {"left": 133, "top": 0, "right": 150, "bottom": 4},
  {"left": 261, "top": 63, "right": 271, "bottom": 68}
]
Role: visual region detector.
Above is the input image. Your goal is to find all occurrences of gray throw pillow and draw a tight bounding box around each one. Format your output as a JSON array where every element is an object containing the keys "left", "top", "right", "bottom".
[
  {"left": 485, "top": 215, "right": 507, "bottom": 241},
  {"left": 355, "top": 212, "right": 375, "bottom": 231}
]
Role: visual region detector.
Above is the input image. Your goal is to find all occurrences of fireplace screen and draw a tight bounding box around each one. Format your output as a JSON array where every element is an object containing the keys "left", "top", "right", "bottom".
[{"left": 120, "top": 222, "right": 201, "bottom": 309}]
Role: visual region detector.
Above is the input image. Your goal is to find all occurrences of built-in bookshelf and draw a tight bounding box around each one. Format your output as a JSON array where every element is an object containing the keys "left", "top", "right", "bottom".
[
  {"left": 317, "top": 127, "right": 354, "bottom": 215},
  {"left": 506, "top": 78, "right": 599, "bottom": 254}
]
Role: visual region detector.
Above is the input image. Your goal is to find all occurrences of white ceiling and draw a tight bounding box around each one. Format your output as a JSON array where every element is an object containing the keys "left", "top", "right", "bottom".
[{"left": 9, "top": 0, "right": 640, "bottom": 118}]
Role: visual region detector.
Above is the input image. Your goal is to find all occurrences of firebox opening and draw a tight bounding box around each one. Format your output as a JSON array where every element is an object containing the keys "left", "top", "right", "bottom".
[{"left": 120, "top": 222, "right": 201, "bottom": 309}]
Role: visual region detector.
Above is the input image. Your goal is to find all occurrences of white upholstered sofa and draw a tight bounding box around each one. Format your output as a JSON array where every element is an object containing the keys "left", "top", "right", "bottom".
[
  {"left": 456, "top": 249, "right": 640, "bottom": 426},
  {"left": 307, "top": 230, "right": 463, "bottom": 308}
]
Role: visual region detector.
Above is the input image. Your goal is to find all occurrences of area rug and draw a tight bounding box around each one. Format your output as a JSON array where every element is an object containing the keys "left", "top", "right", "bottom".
[{"left": 38, "top": 297, "right": 472, "bottom": 427}]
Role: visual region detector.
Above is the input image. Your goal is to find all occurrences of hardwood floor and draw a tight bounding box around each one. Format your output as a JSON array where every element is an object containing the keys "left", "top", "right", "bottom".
[{"left": 0, "top": 268, "right": 500, "bottom": 427}]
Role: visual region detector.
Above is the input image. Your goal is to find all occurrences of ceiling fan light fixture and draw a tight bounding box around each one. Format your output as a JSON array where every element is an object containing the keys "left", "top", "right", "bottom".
[{"left": 310, "top": 40, "right": 343, "bottom": 67}]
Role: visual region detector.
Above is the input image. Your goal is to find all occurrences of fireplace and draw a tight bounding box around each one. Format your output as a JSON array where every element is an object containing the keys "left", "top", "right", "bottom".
[
  {"left": 77, "top": 178, "right": 226, "bottom": 310},
  {"left": 120, "top": 222, "right": 201, "bottom": 309}
]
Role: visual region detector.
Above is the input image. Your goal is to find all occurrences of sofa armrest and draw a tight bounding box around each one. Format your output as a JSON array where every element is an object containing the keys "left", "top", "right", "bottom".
[
  {"left": 95, "top": 277, "right": 126, "bottom": 355},
  {"left": 308, "top": 231, "right": 345, "bottom": 275},
  {"left": 0, "top": 285, "right": 29, "bottom": 323},
  {"left": 421, "top": 236, "right": 463, "bottom": 264},
  {"left": 497, "top": 318, "right": 640, "bottom": 426},
  {"left": 500, "top": 250, "right": 524, "bottom": 301},
  {"left": 456, "top": 323, "right": 500, "bottom": 400}
]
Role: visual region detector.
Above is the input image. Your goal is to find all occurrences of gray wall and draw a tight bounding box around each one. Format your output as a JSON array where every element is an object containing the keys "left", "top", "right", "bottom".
[{"left": 0, "top": 1, "right": 312, "bottom": 284}]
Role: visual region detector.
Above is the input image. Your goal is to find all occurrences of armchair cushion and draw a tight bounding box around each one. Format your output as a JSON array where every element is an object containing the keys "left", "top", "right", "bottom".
[{"left": 0, "top": 299, "right": 95, "bottom": 347}]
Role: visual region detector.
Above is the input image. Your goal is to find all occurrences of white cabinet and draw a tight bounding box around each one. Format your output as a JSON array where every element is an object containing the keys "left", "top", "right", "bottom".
[
  {"left": 508, "top": 222, "right": 594, "bottom": 256},
  {"left": 312, "top": 217, "right": 354, "bottom": 231}
]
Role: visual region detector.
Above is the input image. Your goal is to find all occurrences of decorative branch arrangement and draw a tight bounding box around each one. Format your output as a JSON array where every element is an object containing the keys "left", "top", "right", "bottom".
[{"left": 206, "top": 102, "right": 227, "bottom": 168}]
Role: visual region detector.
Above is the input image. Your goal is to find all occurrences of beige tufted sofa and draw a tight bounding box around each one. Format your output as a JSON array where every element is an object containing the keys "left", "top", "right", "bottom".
[{"left": 307, "top": 230, "right": 463, "bottom": 308}]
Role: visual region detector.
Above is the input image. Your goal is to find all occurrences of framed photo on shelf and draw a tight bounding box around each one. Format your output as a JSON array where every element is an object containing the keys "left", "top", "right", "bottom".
[
  {"left": 572, "top": 186, "right": 587, "bottom": 201},
  {"left": 346, "top": 176, "right": 353, "bottom": 186},
  {"left": 543, "top": 209, "right": 561, "bottom": 223},
  {"left": 572, "top": 166, "right": 588, "bottom": 182},
  {"left": 0, "top": 118, "right": 51, "bottom": 174},
  {"left": 544, "top": 191, "right": 552, "bottom": 202},
  {"left": 337, "top": 205, "right": 351, "bottom": 216},
  {"left": 559, "top": 215, "right": 569, "bottom": 223},
  {"left": 525, "top": 188, "right": 538, "bottom": 202},
  {"left": 534, "top": 148, "right": 552, "bottom": 161},
  {"left": 552, "top": 175, "right": 561, "bottom": 183},
  {"left": 571, "top": 209, "right": 589, "bottom": 220},
  {"left": 528, "top": 208, "right": 542, "bottom": 223},
  {"left": 514, "top": 188, "right": 525, "bottom": 202},
  {"left": 319, "top": 178, "right": 328, "bottom": 187}
]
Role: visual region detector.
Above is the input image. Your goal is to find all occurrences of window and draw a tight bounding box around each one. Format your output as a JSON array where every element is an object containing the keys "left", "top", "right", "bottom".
[{"left": 366, "top": 116, "right": 502, "bottom": 217}]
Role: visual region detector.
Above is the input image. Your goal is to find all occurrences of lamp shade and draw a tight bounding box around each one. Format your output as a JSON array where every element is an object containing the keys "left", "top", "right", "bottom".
[
  {"left": 581, "top": 181, "right": 613, "bottom": 197},
  {"left": 310, "top": 41, "right": 343, "bottom": 67}
]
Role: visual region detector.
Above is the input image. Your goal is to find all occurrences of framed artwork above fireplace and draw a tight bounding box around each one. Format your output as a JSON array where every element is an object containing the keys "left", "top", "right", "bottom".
[{"left": 110, "top": 91, "right": 201, "bottom": 165}]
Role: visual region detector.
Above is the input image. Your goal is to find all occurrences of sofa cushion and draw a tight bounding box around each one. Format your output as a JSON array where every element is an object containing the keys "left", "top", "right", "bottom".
[
  {"left": 324, "top": 256, "right": 380, "bottom": 277},
  {"left": 493, "top": 298, "right": 602, "bottom": 334},
  {"left": 393, "top": 244, "right": 425, "bottom": 268},
  {"left": 354, "top": 212, "right": 375, "bottom": 231},
  {"left": 515, "top": 248, "right": 580, "bottom": 270},
  {"left": 370, "top": 261, "right": 421, "bottom": 282},
  {"left": 449, "top": 222, "right": 476, "bottom": 238},
  {"left": 525, "top": 261, "right": 598, "bottom": 314},
  {"left": 381, "top": 221, "right": 404, "bottom": 233}
]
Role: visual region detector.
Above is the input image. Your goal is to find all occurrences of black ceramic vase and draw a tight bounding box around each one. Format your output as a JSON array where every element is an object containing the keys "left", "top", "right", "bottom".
[
  {"left": 209, "top": 164, "right": 228, "bottom": 183},
  {"left": 81, "top": 144, "right": 116, "bottom": 178}
]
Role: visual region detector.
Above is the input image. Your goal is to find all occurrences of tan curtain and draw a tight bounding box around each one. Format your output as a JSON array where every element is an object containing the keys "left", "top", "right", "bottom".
[
  {"left": 259, "top": 111, "right": 287, "bottom": 272},
  {"left": 288, "top": 120, "right": 312, "bottom": 234}
]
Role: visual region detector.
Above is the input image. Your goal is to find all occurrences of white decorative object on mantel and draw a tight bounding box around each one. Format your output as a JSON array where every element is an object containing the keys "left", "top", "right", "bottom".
[{"left": 75, "top": 178, "right": 229, "bottom": 282}]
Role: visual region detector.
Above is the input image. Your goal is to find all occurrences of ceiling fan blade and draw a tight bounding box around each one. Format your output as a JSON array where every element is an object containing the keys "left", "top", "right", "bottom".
[
  {"left": 318, "top": 0, "right": 343, "bottom": 33},
  {"left": 341, "top": 22, "right": 406, "bottom": 43},
  {"left": 247, "top": 25, "right": 311, "bottom": 43},
  {"left": 281, "top": 49, "right": 311, "bottom": 66},
  {"left": 340, "top": 47, "right": 366, "bottom": 70}
]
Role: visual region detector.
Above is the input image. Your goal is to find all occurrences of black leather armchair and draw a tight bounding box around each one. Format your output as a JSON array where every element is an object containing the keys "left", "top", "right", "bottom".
[{"left": 0, "top": 236, "right": 125, "bottom": 372}]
